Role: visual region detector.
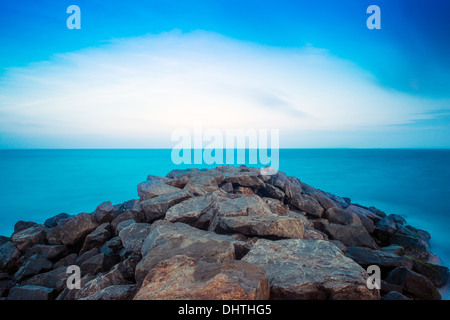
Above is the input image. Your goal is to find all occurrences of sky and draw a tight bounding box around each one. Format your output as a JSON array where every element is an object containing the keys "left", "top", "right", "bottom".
[{"left": 0, "top": 0, "right": 449, "bottom": 148}]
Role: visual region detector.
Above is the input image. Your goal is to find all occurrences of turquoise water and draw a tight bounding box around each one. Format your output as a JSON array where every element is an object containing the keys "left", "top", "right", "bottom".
[{"left": 0, "top": 149, "right": 449, "bottom": 298}]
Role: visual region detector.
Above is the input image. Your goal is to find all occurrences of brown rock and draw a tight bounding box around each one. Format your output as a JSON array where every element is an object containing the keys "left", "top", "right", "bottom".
[
  {"left": 134, "top": 255, "right": 269, "bottom": 300},
  {"left": 46, "top": 213, "right": 98, "bottom": 247},
  {"left": 11, "top": 225, "right": 47, "bottom": 253},
  {"left": 325, "top": 223, "right": 378, "bottom": 249},
  {"left": 137, "top": 180, "right": 182, "bottom": 200}
]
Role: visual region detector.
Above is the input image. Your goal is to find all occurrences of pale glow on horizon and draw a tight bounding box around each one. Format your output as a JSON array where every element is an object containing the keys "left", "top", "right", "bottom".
[{"left": 0, "top": 31, "right": 448, "bottom": 148}]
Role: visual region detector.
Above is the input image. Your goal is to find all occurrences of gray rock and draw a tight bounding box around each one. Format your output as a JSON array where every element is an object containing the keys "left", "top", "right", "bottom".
[
  {"left": 14, "top": 254, "right": 52, "bottom": 282},
  {"left": 80, "top": 223, "right": 112, "bottom": 254},
  {"left": 325, "top": 223, "right": 378, "bottom": 249},
  {"left": 118, "top": 223, "right": 152, "bottom": 256},
  {"left": 0, "top": 242, "right": 21, "bottom": 273},
  {"left": 242, "top": 239, "right": 378, "bottom": 300},
  {"left": 137, "top": 180, "right": 182, "bottom": 200},
  {"left": 288, "top": 193, "right": 324, "bottom": 218},
  {"left": 8, "top": 285, "right": 54, "bottom": 300},
  {"left": 25, "top": 244, "right": 68, "bottom": 262},
  {"left": 79, "top": 285, "right": 136, "bottom": 300},
  {"left": 165, "top": 192, "right": 222, "bottom": 228},
  {"left": 79, "top": 253, "right": 118, "bottom": 276},
  {"left": 92, "top": 201, "right": 114, "bottom": 224},
  {"left": 23, "top": 267, "right": 68, "bottom": 293},
  {"left": 345, "top": 205, "right": 376, "bottom": 233},
  {"left": 13, "top": 221, "right": 38, "bottom": 235},
  {"left": 138, "top": 189, "right": 192, "bottom": 223},
  {"left": 53, "top": 253, "right": 78, "bottom": 269},
  {"left": 263, "top": 198, "right": 287, "bottom": 215},
  {"left": 208, "top": 195, "right": 273, "bottom": 232},
  {"left": 44, "top": 213, "right": 72, "bottom": 228},
  {"left": 218, "top": 215, "right": 304, "bottom": 239},
  {"left": 409, "top": 258, "right": 450, "bottom": 288},
  {"left": 323, "top": 207, "right": 362, "bottom": 226},
  {"left": 11, "top": 225, "right": 47, "bottom": 253},
  {"left": 46, "top": 213, "right": 98, "bottom": 247}
]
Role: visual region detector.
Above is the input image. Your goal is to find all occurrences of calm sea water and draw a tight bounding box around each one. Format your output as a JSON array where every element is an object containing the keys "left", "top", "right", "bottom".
[{"left": 0, "top": 149, "right": 449, "bottom": 298}]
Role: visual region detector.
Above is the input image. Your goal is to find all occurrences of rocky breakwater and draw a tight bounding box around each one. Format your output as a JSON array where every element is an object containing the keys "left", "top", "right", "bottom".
[{"left": 1, "top": 165, "right": 448, "bottom": 300}]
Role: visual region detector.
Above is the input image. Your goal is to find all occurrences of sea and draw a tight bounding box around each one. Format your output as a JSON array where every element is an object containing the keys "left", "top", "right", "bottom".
[{"left": 0, "top": 149, "right": 449, "bottom": 299}]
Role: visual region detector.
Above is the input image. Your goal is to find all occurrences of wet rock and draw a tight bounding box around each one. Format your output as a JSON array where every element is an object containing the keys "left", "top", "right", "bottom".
[
  {"left": 408, "top": 258, "right": 450, "bottom": 288},
  {"left": 134, "top": 255, "right": 269, "bottom": 300},
  {"left": 243, "top": 239, "right": 378, "bottom": 300},
  {"left": 345, "top": 246, "right": 413, "bottom": 269},
  {"left": 384, "top": 267, "right": 441, "bottom": 300}
]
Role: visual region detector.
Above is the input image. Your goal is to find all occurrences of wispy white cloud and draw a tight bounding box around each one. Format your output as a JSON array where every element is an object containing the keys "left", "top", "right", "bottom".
[{"left": 0, "top": 31, "right": 448, "bottom": 148}]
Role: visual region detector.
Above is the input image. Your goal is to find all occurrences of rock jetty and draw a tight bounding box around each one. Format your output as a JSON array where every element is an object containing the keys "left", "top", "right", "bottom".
[{"left": 1, "top": 165, "right": 448, "bottom": 300}]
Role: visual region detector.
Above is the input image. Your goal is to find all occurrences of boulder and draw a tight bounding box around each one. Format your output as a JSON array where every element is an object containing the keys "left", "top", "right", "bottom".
[
  {"left": 92, "top": 201, "right": 114, "bottom": 224},
  {"left": 221, "top": 169, "right": 265, "bottom": 189},
  {"left": 100, "top": 237, "right": 123, "bottom": 256},
  {"left": 303, "top": 228, "right": 328, "bottom": 241},
  {"left": 53, "top": 253, "right": 78, "bottom": 269},
  {"left": 408, "top": 258, "right": 450, "bottom": 288},
  {"left": 80, "top": 285, "right": 137, "bottom": 300},
  {"left": 208, "top": 195, "right": 273, "bottom": 232},
  {"left": 8, "top": 285, "right": 55, "bottom": 300},
  {"left": 263, "top": 198, "right": 287, "bottom": 215},
  {"left": 118, "top": 223, "right": 152, "bottom": 256},
  {"left": 382, "top": 291, "right": 411, "bottom": 300},
  {"left": 80, "top": 223, "right": 112, "bottom": 254},
  {"left": 138, "top": 189, "right": 192, "bottom": 223},
  {"left": 111, "top": 210, "right": 133, "bottom": 235},
  {"left": 141, "top": 221, "right": 246, "bottom": 259},
  {"left": 345, "top": 246, "right": 413, "bottom": 269},
  {"left": 46, "top": 213, "right": 98, "bottom": 247},
  {"left": 288, "top": 193, "right": 324, "bottom": 218},
  {"left": 305, "top": 190, "right": 337, "bottom": 210},
  {"left": 345, "top": 205, "right": 376, "bottom": 233},
  {"left": 134, "top": 255, "right": 269, "bottom": 300},
  {"left": 242, "top": 239, "right": 378, "bottom": 300},
  {"left": 165, "top": 192, "right": 222, "bottom": 228},
  {"left": 0, "top": 236, "right": 9, "bottom": 247},
  {"left": 184, "top": 174, "right": 219, "bottom": 193},
  {"left": 13, "top": 221, "right": 38, "bottom": 235},
  {"left": 323, "top": 207, "right": 362, "bottom": 226},
  {"left": 135, "top": 234, "right": 235, "bottom": 285},
  {"left": 79, "top": 253, "right": 119, "bottom": 276},
  {"left": 11, "top": 225, "right": 47, "bottom": 253},
  {"left": 44, "top": 213, "right": 72, "bottom": 228},
  {"left": 218, "top": 215, "right": 304, "bottom": 239},
  {"left": 24, "top": 244, "right": 68, "bottom": 262},
  {"left": 384, "top": 267, "right": 441, "bottom": 300},
  {"left": 0, "top": 242, "right": 21, "bottom": 273},
  {"left": 23, "top": 267, "right": 68, "bottom": 293},
  {"left": 324, "top": 224, "right": 378, "bottom": 249},
  {"left": 257, "top": 184, "right": 285, "bottom": 201},
  {"left": 137, "top": 180, "right": 182, "bottom": 200},
  {"left": 14, "top": 254, "right": 52, "bottom": 282},
  {"left": 76, "top": 264, "right": 132, "bottom": 299}
]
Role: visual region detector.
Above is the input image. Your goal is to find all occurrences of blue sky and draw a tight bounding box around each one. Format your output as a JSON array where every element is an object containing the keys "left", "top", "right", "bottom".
[{"left": 0, "top": 0, "right": 449, "bottom": 148}]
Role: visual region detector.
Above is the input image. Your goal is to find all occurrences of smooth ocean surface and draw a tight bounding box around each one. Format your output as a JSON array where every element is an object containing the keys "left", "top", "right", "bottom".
[{"left": 0, "top": 149, "right": 449, "bottom": 298}]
